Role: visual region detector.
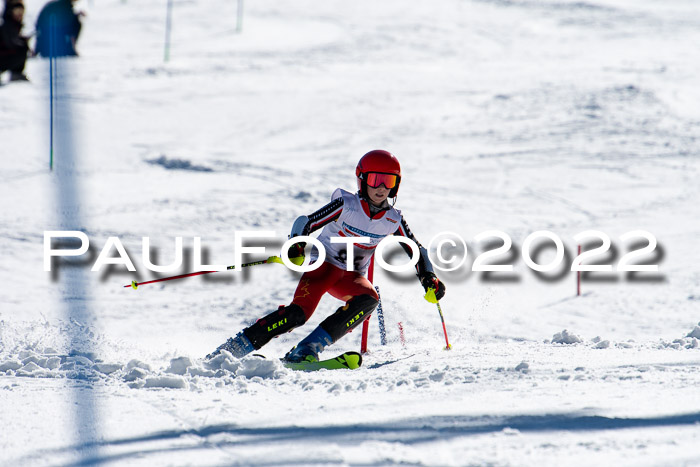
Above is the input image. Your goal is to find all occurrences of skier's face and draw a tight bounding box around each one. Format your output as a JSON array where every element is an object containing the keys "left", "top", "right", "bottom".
[
  {"left": 11, "top": 4, "right": 24, "bottom": 22},
  {"left": 367, "top": 185, "right": 389, "bottom": 206}
]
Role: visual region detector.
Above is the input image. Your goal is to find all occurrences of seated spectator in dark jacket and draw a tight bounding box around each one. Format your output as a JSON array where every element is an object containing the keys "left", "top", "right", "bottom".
[
  {"left": 34, "top": 0, "right": 82, "bottom": 57},
  {"left": 0, "top": 0, "right": 30, "bottom": 81}
]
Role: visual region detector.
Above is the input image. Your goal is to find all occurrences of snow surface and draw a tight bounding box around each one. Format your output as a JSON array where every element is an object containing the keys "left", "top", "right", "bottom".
[{"left": 2, "top": 0, "right": 700, "bottom": 465}]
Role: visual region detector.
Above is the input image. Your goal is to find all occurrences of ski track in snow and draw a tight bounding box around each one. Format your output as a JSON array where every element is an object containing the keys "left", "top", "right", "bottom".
[{"left": 2, "top": 0, "right": 700, "bottom": 465}]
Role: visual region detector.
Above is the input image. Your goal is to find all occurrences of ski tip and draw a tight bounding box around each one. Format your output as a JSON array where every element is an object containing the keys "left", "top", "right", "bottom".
[
  {"left": 343, "top": 351, "right": 363, "bottom": 369},
  {"left": 283, "top": 351, "right": 363, "bottom": 371},
  {"left": 131, "top": 280, "right": 138, "bottom": 290}
]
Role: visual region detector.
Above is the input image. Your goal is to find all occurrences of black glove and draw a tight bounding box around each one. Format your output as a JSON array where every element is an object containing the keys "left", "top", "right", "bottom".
[
  {"left": 287, "top": 242, "right": 305, "bottom": 260},
  {"left": 419, "top": 272, "right": 446, "bottom": 301}
]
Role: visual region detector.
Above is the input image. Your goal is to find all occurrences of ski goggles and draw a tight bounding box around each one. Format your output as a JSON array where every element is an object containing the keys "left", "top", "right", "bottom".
[{"left": 364, "top": 172, "right": 399, "bottom": 189}]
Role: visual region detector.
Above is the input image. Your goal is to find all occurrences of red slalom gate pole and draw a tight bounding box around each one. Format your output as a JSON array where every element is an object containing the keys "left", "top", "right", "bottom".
[{"left": 360, "top": 257, "right": 375, "bottom": 354}]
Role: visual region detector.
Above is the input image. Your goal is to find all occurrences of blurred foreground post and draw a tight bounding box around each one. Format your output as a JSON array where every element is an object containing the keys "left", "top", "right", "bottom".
[
  {"left": 49, "top": 55, "right": 101, "bottom": 461},
  {"left": 49, "top": 56, "right": 55, "bottom": 170},
  {"left": 48, "top": 14, "right": 57, "bottom": 171}
]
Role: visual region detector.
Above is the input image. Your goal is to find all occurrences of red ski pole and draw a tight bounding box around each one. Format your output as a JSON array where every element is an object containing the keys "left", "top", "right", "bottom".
[
  {"left": 435, "top": 301, "right": 451, "bottom": 350},
  {"left": 425, "top": 287, "right": 451, "bottom": 350},
  {"left": 124, "top": 255, "right": 289, "bottom": 289}
]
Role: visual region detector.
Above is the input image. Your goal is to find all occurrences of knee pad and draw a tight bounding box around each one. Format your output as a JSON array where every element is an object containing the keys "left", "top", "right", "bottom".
[
  {"left": 320, "top": 294, "right": 379, "bottom": 342},
  {"left": 243, "top": 304, "right": 306, "bottom": 349}
]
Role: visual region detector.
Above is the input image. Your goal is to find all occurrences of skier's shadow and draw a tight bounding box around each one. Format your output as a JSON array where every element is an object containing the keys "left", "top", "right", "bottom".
[{"left": 22, "top": 411, "right": 700, "bottom": 466}]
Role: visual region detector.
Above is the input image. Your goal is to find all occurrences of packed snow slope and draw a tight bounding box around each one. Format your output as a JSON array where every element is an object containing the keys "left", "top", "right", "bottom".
[{"left": 1, "top": 0, "right": 700, "bottom": 465}]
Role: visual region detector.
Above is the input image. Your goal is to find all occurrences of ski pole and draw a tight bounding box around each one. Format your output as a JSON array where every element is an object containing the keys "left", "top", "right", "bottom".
[
  {"left": 124, "top": 255, "right": 295, "bottom": 290},
  {"left": 424, "top": 287, "right": 451, "bottom": 350}
]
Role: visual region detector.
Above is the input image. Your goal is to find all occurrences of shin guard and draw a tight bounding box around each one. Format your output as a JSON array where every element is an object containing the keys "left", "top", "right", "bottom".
[
  {"left": 319, "top": 294, "right": 379, "bottom": 342},
  {"left": 243, "top": 304, "right": 306, "bottom": 349}
]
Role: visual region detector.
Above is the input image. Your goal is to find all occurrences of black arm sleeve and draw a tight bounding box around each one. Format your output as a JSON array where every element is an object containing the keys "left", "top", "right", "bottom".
[
  {"left": 291, "top": 197, "right": 344, "bottom": 237},
  {"left": 394, "top": 216, "right": 435, "bottom": 277}
]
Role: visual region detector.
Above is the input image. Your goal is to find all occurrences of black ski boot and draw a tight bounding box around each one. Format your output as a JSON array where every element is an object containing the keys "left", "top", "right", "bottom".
[
  {"left": 207, "top": 304, "right": 306, "bottom": 359},
  {"left": 283, "top": 326, "right": 333, "bottom": 363},
  {"left": 284, "top": 294, "right": 378, "bottom": 362}
]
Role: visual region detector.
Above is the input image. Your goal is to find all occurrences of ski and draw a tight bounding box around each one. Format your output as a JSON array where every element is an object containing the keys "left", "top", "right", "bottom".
[{"left": 283, "top": 351, "right": 362, "bottom": 371}]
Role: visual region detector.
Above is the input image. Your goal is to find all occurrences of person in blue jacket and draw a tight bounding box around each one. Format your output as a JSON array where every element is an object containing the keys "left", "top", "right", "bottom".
[{"left": 34, "top": 0, "right": 82, "bottom": 57}]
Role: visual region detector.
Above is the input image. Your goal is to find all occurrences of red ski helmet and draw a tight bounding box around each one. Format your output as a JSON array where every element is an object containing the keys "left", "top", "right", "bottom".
[{"left": 355, "top": 150, "right": 402, "bottom": 198}]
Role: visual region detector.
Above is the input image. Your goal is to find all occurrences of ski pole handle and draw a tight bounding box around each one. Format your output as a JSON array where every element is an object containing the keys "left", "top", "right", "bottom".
[
  {"left": 424, "top": 287, "right": 439, "bottom": 304},
  {"left": 423, "top": 275, "right": 443, "bottom": 303}
]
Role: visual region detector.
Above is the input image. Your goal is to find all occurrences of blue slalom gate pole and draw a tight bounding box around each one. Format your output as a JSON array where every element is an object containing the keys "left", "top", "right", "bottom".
[
  {"left": 164, "top": 0, "right": 173, "bottom": 62},
  {"left": 236, "top": 0, "right": 244, "bottom": 33},
  {"left": 375, "top": 285, "right": 387, "bottom": 346}
]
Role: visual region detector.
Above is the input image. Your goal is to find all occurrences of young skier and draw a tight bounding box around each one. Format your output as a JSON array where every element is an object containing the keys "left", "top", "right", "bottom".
[{"left": 208, "top": 149, "right": 446, "bottom": 363}]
